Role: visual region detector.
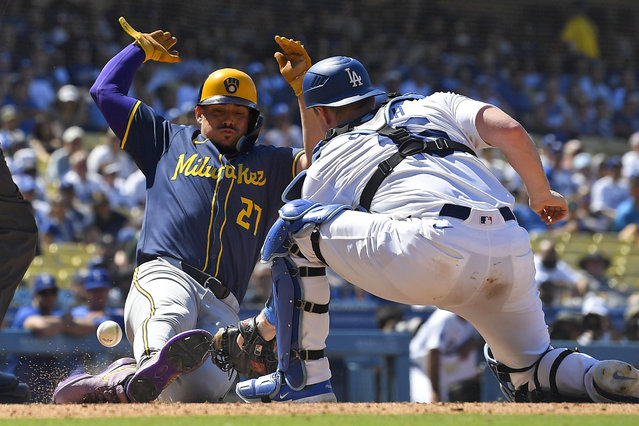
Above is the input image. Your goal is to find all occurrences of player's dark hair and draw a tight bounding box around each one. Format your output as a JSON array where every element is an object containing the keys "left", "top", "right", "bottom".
[{"left": 329, "top": 97, "right": 375, "bottom": 123}]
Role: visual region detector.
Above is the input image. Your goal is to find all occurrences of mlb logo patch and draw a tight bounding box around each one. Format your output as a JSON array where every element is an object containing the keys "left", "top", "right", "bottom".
[
  {"left": 480, "top": 216, "right": 493, "bottom": 224},
  {"left": 254, "top": 344, "right": 263, "bottom": 356}
]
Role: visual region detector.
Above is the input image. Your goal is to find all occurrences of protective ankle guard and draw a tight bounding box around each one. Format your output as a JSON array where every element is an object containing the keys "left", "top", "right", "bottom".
[{"left": 484, "top": 344, "right": 591, "bottom": 403}]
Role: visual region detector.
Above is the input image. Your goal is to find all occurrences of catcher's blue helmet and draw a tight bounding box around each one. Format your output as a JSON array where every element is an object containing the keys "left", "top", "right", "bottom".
[{"left": 302, "top": 56, "right": 385, "bottom": 108}]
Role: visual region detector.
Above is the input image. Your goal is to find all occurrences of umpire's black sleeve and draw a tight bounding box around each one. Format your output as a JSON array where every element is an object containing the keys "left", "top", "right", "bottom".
[{"left": 0, "top": 149, "right": 38, "bottom": 323}]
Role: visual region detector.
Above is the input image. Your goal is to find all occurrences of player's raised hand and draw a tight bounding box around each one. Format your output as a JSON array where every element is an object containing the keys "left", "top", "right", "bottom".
[
  {"left": 529, "top": 189, "right": 568, "bottom": 225},
  {"left": 274, "top": 36, "right": 311, "bottom": 96},
  {"left": 119, "top": 17, "right": 181, "bottom": 64}
]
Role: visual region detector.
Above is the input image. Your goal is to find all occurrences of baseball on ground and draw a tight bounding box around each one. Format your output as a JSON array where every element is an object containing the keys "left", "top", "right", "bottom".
[{"left": 97, "top": 320, "right": 123, "bottom": 347}]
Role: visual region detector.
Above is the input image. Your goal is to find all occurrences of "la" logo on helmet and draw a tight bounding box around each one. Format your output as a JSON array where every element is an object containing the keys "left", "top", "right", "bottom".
[
  {"left": 345, "top": 68, "right": 363, "bottom": 88},
  {"left": 224, "top": 77, "right": 240, "bottom": 94}
]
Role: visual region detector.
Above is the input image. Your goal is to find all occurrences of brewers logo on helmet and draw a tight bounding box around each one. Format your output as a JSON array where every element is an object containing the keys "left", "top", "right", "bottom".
[{"left": 197, "top": 68, "right": 263, "bottom": 152}]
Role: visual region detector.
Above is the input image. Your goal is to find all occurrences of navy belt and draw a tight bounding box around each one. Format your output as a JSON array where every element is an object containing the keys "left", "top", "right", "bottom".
[
  {"left": 158, "top": 256, "right": 230, "bottom": 299},
  {"left": 439, "top": 204, "right": 516, "bottom": 222},
  {"left": 298, "top": 267, "right": 326, "bottom": 277}
]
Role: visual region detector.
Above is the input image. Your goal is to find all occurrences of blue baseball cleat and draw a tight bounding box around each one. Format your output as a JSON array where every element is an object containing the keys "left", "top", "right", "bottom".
[
  {"left": 236, "top": 371, "right": 337, "bottom": 403},
  {"left": 126, "top": 329, "right": 213, "bottom": 402},
  {"left": 592, "top": 360, "right": 639, "bottom": 403}
]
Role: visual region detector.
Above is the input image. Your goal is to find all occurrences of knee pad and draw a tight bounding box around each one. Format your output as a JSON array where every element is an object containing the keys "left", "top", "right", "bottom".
[
  {"left": 484, "top": 344, "right": 524, "bottom": 402},
  {"left": 261, "top": 199, "right": 351, "bottom": 264}
]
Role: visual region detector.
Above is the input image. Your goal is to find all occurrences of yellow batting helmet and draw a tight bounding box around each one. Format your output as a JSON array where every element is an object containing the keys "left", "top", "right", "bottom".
[
  {"left": 197, "top": 68, "right": 258, "bottom": 111},
  {"left": 197, "top": 68, "right": 263, "bottom": 152}
]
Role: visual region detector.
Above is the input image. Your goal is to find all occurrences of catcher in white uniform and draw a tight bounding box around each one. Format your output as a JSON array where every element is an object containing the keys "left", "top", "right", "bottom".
[{"left": 234, "top": 53, "right": 639, "bottom": 403}]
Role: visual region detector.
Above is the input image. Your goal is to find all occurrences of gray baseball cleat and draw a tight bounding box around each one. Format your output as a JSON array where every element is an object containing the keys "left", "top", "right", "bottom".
[
  {"left": 125, "top": 329, "right": 213, "bottom": 403},
  {"left": 52, "top": 357, "right": 136, "bottom": 403},
  {"left": 592, "top": 360, "right": 639, "bottom": 403}
]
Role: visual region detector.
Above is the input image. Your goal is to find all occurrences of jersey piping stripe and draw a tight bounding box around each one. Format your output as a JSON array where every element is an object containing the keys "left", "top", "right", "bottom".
[
  {"left": 132, "top": 267, "right": 155, "bottom": 358},
  {"left": 292, "top": 149, "right": 305, "bottom": 177},
  {"left": 121, "top": 100, "right": 142, "bottom": 149},
  {"left": 203, "top": 160, "right": 224, "bottom": 271},
  {"left": 215, "top": 165, "right": 235, "bottom": 276}
]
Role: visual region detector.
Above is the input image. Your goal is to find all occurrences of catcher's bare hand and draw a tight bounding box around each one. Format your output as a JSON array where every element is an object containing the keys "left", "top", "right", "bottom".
[
  {"left": 212, "top": 316, "right": 277, "bottom": 378},
  {"left": 530, "top": 190, "right": 568, "bottom": 225},
  {"left": 274, "top": 35, "right": 311, "bottom": 96},
  {"left": 119, "top": 17, "right": 181, "bottom": 63}
]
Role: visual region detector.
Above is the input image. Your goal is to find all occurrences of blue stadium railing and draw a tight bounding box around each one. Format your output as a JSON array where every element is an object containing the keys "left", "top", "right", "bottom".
[
  {"left": 3, "top": 299, "right": 639, "bottom": 402},
  {"left": 0, "top": 328, "right": 410, "bottom": 403},
  {"left": 3, "top": 325, "right": 639, "bottom": 402}
]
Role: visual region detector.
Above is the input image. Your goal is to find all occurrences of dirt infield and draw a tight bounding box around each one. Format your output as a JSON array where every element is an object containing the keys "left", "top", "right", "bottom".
[{"left": 0, "top": 402, "right": 637, "bottom": 418}]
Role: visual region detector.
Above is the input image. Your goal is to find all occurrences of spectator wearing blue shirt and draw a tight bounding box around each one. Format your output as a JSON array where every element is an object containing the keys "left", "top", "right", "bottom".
[
  {"left": 11, "top": 274, "right": 62, "bottom": 334},
  {"left": 613, "top": 175, "right": 639, "bottom": 233},
  {"left": 13, "top": 174, "right": 49, "bottom": 238},
  {"left": 40, "top": 193, "right": 82, "bottom": 245},
  {"left": 590, "top": 156, "right": 629, "bottom": 228},
  {"left": 0, "top": 105, "right": 27, "bottom": 158},
  {"left": 6, "top": 274, "right": 93, "bottom": 402},
  {"left": 64, "top": 268, "right": 124, "bottom": 378},
  {"left": 70, "top": 268, "right": 124, "bottom": 331}
]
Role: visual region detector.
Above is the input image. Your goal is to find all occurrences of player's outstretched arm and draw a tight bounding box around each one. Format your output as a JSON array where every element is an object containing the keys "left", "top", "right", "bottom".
[
  {"left": 475, "top": 105, "right": 568, "bottom": 225},
  {"left": 274, "top": 36, "right": 311, "bottom": 97},
  {"left": 274, "top": 36, "right": 321, "bottom": 172},
  {"left": 91, "top": 18, "right": 181, "bottom": 140},
  {"left": 119, "top": 17, "right": 181, "bottom": 63}
]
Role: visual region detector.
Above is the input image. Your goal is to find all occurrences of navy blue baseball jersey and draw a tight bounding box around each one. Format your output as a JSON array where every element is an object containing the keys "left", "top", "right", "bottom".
[{"left": 122, "top": 102, "right": 301, "bottom": 302}]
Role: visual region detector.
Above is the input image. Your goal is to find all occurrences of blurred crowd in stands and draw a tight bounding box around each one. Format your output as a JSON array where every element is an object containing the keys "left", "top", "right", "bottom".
[{"left": 3, "top": 0, "right": 639, "bottom": 387}]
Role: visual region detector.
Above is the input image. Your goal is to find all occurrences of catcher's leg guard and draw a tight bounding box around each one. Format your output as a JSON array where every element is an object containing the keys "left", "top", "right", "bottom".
[
  {"left": 484, "top": 344, "right": 518, "bottom": 401},
  {"left": 264, "top": 256, "right": 306, "bottom": 387},
  {"left": 484, "top": 344, "right": 596, "bottom": 402},
  {"left": 237, "top": 255, "right": 334, "bottom": 402},
  {"left": 266, "top": 256, "right": 330, "bottom": 388}
]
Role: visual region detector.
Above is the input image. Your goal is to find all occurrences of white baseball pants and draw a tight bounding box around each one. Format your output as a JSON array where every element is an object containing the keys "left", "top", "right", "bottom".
[
  {"left": 293, "top": 208, "right": 602, "bottom": 400},
  {"left": 124, "top": 258, "right": 239, "bottom": 402}
]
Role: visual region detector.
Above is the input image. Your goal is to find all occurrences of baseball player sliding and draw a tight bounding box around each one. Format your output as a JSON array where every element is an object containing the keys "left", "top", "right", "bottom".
[
  {"left": 232, "top": 54, "right": 639, "bottom": 403},
  {"left": 53, "top": 19, "right": 311, "bottom": 403}
]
